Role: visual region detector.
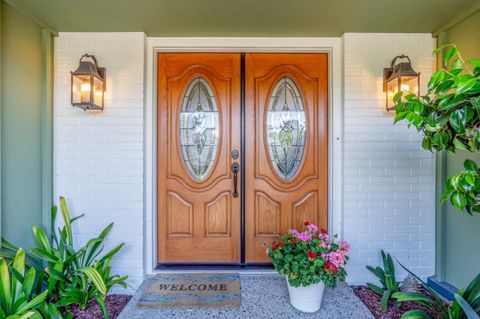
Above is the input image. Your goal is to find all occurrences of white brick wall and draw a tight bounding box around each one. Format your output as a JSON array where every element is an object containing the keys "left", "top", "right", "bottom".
[
  {"left": 53, "top": 33, "right": 436, "bottom": 290},
  {"left": 54, "top": 33, "right": 145, "bottom": 291},
  {"left": 342, "top": 33, "right": 436, "bottom": 284}
]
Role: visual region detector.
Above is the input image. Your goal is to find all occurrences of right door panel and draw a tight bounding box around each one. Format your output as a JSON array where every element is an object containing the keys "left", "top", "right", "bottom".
[{"left": 245, "top": 53, "right": 329, "bottom": 262}]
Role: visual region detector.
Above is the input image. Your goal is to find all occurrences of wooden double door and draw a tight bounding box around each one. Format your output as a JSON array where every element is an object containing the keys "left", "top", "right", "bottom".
[{"left": 157, "top": 53, "right": 328, "bottom": 264}]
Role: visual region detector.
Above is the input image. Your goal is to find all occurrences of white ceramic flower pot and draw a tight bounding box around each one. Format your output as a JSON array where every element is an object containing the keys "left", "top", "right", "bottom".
[{"left": 286, "top": 278, "right": 325, "bottom": 313}]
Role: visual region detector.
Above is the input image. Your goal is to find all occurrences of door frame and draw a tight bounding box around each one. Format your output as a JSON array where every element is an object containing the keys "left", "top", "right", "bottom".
[{"left": 144, "top": 38, "right": 343, "bottom": 274}]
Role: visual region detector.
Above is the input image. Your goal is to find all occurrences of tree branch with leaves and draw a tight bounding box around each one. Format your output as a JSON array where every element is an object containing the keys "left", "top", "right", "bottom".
[{"left": 393, "top": 44, "right": 480, "bottom": 214}]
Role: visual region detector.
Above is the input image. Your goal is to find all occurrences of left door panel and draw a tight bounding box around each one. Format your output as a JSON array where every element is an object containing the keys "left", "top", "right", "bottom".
[{"left": 157, "top": 53, "right": 241, "bottom": 263}]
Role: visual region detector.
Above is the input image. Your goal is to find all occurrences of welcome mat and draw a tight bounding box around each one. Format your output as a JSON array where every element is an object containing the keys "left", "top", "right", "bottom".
[{"left": 136, "top": 273, "right": 241, "bottom": 308}]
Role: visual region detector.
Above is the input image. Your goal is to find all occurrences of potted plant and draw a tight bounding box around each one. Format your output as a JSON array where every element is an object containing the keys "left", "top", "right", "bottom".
[{"left": 266, "top": 221, "right": 350, "bottom": 313}]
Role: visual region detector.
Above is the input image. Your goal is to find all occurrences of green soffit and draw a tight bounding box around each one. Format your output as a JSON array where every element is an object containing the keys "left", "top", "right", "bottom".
[{"left": 5, "top": 0, "right": 480, "bottom": 36}]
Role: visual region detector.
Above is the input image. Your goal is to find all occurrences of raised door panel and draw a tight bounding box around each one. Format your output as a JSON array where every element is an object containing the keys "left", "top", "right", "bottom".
[
  {"left": 245, "top": 53, "right": 328, "bottom": 262},
  {"left": 293, "top": 192, "right": 318, "bottom": 231},
  {"left": 255, "top": 192, "right": 280, "bottom": 237},
  {"left": 205, "top": 192, "right": 231, "bottom": 237},
  {"left": 167, "top": 192, "right": 193, "bottom": 237}
]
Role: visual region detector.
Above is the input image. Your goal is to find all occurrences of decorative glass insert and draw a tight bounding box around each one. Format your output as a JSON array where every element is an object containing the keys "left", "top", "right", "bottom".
[
  {"left": 179, "top": 77, "right": 219, "bottom": 181},
  {"left": 266, "top": 77, "right": 306, "bottom": 180}
]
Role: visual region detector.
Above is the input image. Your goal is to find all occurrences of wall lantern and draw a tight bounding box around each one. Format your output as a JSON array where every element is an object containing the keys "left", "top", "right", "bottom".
[
  {"left": 71, "top": 54, "right": 106, "bottom": 111},
  {"left": 384, "top": 55, "right": 420, "bottom": 111}
]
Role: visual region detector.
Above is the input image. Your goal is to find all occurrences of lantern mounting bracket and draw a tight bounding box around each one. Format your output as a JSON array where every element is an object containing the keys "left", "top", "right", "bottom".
[
  {"left": 383, "top": 55, "right": 410, "bottom": 92},
  {"left": 79, "top": 54, "right": 106, "bottom": 90}
]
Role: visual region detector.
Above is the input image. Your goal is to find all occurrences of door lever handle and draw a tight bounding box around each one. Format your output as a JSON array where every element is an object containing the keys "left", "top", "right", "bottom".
[{"left": 231, "top": 162, "right": 240, "bottom": 198}]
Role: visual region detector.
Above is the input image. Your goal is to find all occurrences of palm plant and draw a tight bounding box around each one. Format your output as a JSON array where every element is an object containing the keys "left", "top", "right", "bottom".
[{"left": 366, "top": 250, "right": 401, "bottom": 311}]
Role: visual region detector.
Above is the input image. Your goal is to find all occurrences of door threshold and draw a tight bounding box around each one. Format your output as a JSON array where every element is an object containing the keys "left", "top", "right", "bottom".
[{"left": 155, "top": 263, "right": 275, "bottom": 274}]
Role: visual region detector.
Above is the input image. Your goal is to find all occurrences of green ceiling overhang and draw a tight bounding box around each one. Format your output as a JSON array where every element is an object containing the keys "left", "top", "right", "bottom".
[{"left": 5, "top": 0, "right": 480, "bottom": 36}]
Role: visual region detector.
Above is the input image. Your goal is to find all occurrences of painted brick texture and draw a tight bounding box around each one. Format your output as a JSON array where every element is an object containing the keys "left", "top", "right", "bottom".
[
  {"left": 53, "top": 33, "right": 145, "bottom": 291},
  {"left": 53, "top": 33, "right": 436, "bottom": 290},
  {"left": 342, "top": 33, "right": 436, "bottom": 284}
]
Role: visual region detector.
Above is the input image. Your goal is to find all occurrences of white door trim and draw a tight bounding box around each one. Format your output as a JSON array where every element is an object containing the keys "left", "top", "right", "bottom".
[{"left": 144, "top": 37, "right": 344, "bottom": 274}]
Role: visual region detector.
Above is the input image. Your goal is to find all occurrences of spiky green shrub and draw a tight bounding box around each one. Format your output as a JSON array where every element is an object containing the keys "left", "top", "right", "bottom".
[{"left": 366, "top": 250, "right": 401, "bottom": 312}]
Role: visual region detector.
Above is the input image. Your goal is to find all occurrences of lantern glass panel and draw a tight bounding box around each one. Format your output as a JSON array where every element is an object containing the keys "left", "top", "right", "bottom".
[
  {"left": 386, "top": 78, "right": 399, "bottom": 110},
  {"left": 93, "top": 76, "right": 104, "bottom": 107},
  {"left": 72, "top": 74, "right": 92, "bottom": 104},
  {"left": 400, "top": 76, "right": 419, "bottom": 96}
]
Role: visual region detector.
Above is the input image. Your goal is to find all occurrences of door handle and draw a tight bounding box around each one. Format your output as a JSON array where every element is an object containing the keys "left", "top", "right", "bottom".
[{"left": 231, "top": 162, "right": 240, "bottom": 198}]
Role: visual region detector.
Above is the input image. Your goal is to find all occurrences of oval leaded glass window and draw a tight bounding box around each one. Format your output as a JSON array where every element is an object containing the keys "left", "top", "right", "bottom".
[
  {"left": 266, "top": 77, "right": 306, "bottom": 181},
  {"left": 179, "top": 77, "right": 219, "bottom": 181}
]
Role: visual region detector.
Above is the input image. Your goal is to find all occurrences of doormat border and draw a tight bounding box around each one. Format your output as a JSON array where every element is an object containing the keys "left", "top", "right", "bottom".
[{"left": 136, "top": 273, "right": 241, "bottom": 308}]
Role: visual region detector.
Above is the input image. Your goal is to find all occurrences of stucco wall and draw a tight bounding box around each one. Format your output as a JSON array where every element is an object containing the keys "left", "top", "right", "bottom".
[
  {"left": 53, "top": 32, "right": 436, "bottom": 290},
  {"left": 54, "top": 32, "right": 145, "bottom": 291},
  {"left": 1, "top": 2, "right": 45, "bottom": 248}
]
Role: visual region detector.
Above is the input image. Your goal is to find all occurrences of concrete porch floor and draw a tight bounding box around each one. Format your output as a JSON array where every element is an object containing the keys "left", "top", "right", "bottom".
[{"left": 118, "top": 274, "right": 374, "bottom": 319}]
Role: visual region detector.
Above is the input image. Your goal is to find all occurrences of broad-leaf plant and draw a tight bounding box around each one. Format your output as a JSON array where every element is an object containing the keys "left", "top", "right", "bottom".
[
  {"left": 366, "top": 250, "right": 401, "bottom": 312},
  {"left": 0, "top": 197, "right": 128, "bottom": 319},
  {"left": 393, "top": 45, "right": 480, "bottom": 214},
  {"left": 392, "top": 261, "right": 480, "bottom": 319}
]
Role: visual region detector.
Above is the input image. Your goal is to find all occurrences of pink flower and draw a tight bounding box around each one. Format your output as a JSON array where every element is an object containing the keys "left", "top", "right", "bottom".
[
  {"left": 319, "top": 233, "right": 329, "bottom": 241},
  {"left": 321, "top": 241, "right": 331, "bottom": 249},
  {"left": 339, "top": 241, "right": 350, "bottom": 252},
  {"left": 328, "top": 251, "right": 346, "bottom": 268},
  {"left": 297, "top": 231, "right": 312, "bottom": 242},
  {"left": 307, "top": 224, "right": 318, "bottom": 233}
]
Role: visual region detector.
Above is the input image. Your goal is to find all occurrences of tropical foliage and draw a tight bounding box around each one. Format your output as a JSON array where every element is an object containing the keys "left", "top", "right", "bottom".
[
  {"left": 393, "top": 45, "right": 480, "bottom": 214},
  {"left": 392, "top": 261, "right": 480, "bottom": 319},
  {"left": 267, "top": 222, "right": 350, "bottom": 288},
  {"left": 0, "top": 248, "right": 63, "bottom": 319},
  {"left": 366, "top": 250, "right": 401, "bottom": 312},
  {"left": 0, "top": 197, "right": 128, "bottom": 319}
]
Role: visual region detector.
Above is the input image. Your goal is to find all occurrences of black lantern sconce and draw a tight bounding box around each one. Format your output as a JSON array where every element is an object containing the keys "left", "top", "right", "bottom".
[
  {"left": 71, "top": 54, "right": 106, "bottom": 111},
  {"left": 384, "top": 55, "right": 420, "bottom": 111}
]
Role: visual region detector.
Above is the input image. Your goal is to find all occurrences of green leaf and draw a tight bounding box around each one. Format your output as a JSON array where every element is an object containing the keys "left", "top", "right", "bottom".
[
  {"left": 463, "top": 272, "right": 480, "bottom": 304},
  {"left": 11, "top": 249, "right": 25, "bottom": 301},
  {"left": 15, "top": 290, "right": 48, "bottom": 314},
  {"left": 95, "top": 295, "right": 110, "bottom": 319},
  {"left": 32, "top": 227, "right": 52, "bottom": 255},
  {"left": 399, "top": 309, "right": 432, "bottom": 319},
  {"left": 467, "top": 59, "right": 480, "bottom": 68},
  {"left": 393, "top": 91, "right": 403, "bottom": 103},
  {"left": 444, "top": 47, "right": 459, "bottom": 64},
  {"left": 428, "top": 70, "right": 445, "bottom": 91},
  {"left": 450, "top": 107, "right": 467, "bottom": 133},
  {"left": 59, "top": 197, "right": 73, "bottom": 246},
  {"left": 380, "top": 289, "right": 392, "bottom": 312},
  {"left": 392, "top": 291, "right": 433, "bottom": 304},
  {"left": 451, "top": 192, "right": 468, "bottom": 210},
  {"left": 366, "top": 266, "right": 385, "bottom": 280},
  {"left": 367, "top": 283, "right": 385, "bottom": 296},
  {"left": 0, "top": 258, "right": 12, "bottom": 314},
  {"left": 465, "top": 173, "right": 476, "bottom": 186},
  {"left": 454, "top": 294, "right": 480, "bottom": 319},
  {"left": 78, "top": 267, "right": 107, "bottom": 296},
  {"left": 456, "top": 78, "right": 477, "bottom": 95}
]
